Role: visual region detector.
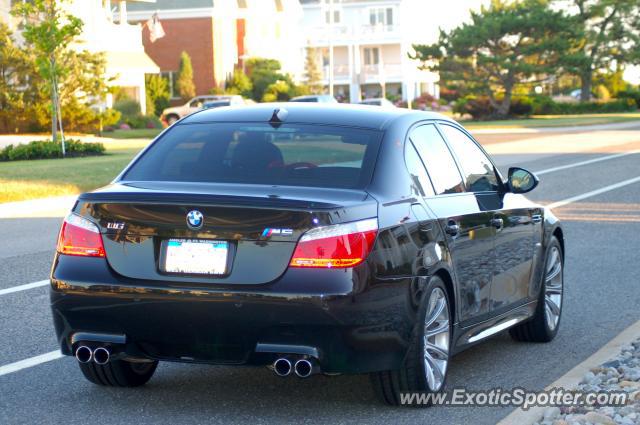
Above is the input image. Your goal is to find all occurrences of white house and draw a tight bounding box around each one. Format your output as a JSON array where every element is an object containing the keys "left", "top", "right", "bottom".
[
  {"left": 68, "top": 0, "right": 160, "bottom": 114},
  {"left": 300, "top": 0, "right": 440, "bottom": 103}
]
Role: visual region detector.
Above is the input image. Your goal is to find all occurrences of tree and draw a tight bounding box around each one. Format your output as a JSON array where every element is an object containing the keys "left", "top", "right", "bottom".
[
  {"left": 413, "top": 0, "right": 577, "bottom": 117},
  {"left": 557, "top": 0, "right": 640, "bottom": 101},
  {"left": 0, "top": 22, "right": 45, "bottom": 133},
  {"left": 303, "top": 47, "right": 324, "bottom": 94},
  {"left": 245, "top": 58, "right": 286, "bottom": 101},
  {"left": 176, "top": 51, "right": 196, "bottom": 101},
  {"left": 145, "top": 74, "right": 170, "bottom": 116},
  {"left": 12, "top": 0, "right": 82, "bottom": 154},
  {"left": 224, "top": 69, "right": 253, "bottom": 98},
  {"left": 262, "top": 80, "right": 293, "bottom": 102}
]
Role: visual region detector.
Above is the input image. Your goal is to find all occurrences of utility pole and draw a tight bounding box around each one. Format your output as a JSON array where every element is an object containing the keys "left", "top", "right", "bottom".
[{"left": 328, "top": 0, "right": 334, "bottom": 97}]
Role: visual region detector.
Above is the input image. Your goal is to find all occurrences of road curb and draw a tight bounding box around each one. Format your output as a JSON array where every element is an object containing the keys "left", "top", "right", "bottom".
[{"left": 497, "top": 318, "right": 640, "bottom": 425}]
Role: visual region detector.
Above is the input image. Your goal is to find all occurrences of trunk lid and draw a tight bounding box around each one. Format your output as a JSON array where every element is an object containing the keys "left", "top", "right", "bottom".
[{"left": 75, "top": 182, "right": 376, "bottom": 285}]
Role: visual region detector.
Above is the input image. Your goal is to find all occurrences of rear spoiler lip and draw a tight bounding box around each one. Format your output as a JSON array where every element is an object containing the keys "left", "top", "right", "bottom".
[{"left": 76, "top": 191, "right": 374, "bottom": 211}]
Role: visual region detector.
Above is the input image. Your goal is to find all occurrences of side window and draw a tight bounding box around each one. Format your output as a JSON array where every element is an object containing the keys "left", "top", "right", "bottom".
[
  {"left": 440, "top": 125, "right": 499, "bottom": 192},
  {"left": 404, "top": 141, "right": 435, "bottom": 197},
  {"left": 410, "top": 124, "right": 464, "bottom": 195}
]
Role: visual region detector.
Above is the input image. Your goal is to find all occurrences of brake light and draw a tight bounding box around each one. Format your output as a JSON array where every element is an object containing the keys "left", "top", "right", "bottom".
[
  {"left": 290, "top": 218, "right": 377, "bottom": 268},
  {"left": 56, "top": 213, "right": 105, "bottom": 257}
]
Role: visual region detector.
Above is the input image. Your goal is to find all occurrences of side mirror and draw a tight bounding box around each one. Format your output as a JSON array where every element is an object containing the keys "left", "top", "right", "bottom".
[{"left": 507, "top": 167, "right": 539, "bottom": 194}]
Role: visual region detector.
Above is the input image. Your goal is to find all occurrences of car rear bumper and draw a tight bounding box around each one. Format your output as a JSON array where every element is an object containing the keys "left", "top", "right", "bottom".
[{"left": 50, "top": 255, "right": 416, "bottom": 374}]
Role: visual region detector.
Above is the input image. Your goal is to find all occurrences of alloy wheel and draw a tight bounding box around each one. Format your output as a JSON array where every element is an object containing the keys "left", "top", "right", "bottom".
[
  {"left": 423, "top": 287, "right": 450, "bottom": 391},
  {"left": 544, "top": 246, "right": 563, "bottom": 331}
]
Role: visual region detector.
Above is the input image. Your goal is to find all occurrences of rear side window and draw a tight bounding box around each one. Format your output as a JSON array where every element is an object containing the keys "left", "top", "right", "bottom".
[
  {"left": 439, "top": 125, "right": 499, "bottom": 192},
  {"left": 404, "top": 141, "right": 435, "bottom": 197},
  {"left": 409, "top": 124, "right": 464, "bottom": 195},
  {"left": 122, "top": 123, "right": 383, "bottom": 189}
]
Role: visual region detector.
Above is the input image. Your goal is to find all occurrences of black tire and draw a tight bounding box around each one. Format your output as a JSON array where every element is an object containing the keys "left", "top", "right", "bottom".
[
  {"left": 370, "top": 276, "right": 451, "bottom": 407},
  {"left": 510, "top": 236, "right": 563, "bottom": 343},
  {"left": 79, "top": 359, "right": 158, "bottom": 387},
  {"left": 166, "top": 115, "right": 179, "bottom": 125}
]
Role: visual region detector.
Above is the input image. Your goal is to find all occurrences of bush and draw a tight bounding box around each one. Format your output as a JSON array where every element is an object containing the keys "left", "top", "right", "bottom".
[
  {"left": 509, "top": 97, "right": 533, "bottom": 116},
  {"left": 618, "top": 90, "right": 640, "bottom": 108},
  {"left": 453, "top": 96, "right": 493, "bottom": 119},
  {"left": 0, "top": 139, "right": 105, "bottom": 161},
  {"left": 122, "top": 114, "right": 162, "bottom": 130},
  {"left": 538, "top": 99, "right": 637, "bottom": 114},
  {"left": 114, "top": 99, "right": 141, "bottom": 117}
]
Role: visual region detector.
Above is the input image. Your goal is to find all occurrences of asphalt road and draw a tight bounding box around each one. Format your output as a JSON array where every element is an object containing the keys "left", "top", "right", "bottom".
[{"left": 1, "top": 126, "right": 640, "bottom": 425}]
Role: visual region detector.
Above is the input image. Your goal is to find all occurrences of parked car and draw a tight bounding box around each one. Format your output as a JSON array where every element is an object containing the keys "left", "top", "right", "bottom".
[
  {"left": 203, "top": 97, "right": 245, "bottom": 109},
  {"left": 289, "top": 94, "right": 338, "bottom": 103},
  {"left": 161, "top": 95, "right": 244, "bottom": 124},
  {"left": 359, "top": 98, "right": 396, "bottom": 108},
  {"left": 51, "top": 103, "right": 564, "bottom": 406}
]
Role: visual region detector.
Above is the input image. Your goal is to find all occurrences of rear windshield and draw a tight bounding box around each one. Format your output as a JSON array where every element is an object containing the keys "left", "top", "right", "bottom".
[{"left": 122, "top": 123, "right": 383, "bottom": 189}]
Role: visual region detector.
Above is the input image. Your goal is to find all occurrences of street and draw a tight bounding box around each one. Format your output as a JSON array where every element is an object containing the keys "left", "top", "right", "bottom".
[{"left": 1, "top": 124, "right": 640, "bottom": 425}]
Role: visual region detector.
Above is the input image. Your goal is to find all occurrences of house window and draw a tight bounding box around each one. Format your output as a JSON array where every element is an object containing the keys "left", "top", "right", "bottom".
[
  {"left": 274, "top": 0, "right": 283, "bottom": 12},
  {"left": 369, "top": 7, "right": 393, "bottom": 26},
  {"left": 363, "top": 47, "right": 380, "bottom": 65},
  {"left": 324, "top": 9, "right": 340, "bottom": 24},
  {"left": 161, "top": 71, "right": 179, "bottom": 99},
  {"left": 237, "top": 0, "right": 247, "bottom": 8}
]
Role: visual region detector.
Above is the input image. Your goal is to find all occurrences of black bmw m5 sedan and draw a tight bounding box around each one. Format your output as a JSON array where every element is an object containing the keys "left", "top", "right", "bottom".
[{"left": 51, "top": 103, "right": 564, "bottom": 405}]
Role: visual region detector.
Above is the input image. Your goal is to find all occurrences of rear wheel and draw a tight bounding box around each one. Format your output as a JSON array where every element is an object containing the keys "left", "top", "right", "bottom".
[
  {"left": 79, "top": 359, "right": 158, "bottom": 387},
  {"left": 166, "top": 114, "right": 179, "bottom": 125},
  {"left": 510, "top": 236, "right": 563, "bottom": 342},
  {"left": 371, "top": 276, "right": 451, "bottom": 406}
]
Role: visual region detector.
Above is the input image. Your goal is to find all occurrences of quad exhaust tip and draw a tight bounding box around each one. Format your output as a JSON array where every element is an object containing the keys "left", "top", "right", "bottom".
[
  {"left": 93, "top": 347, "right": 110, "bottom": 365},
  {"left": 75, "top": 345, "right": 93, "bottom": 363},
  {"left": 294, "top": 359, "right": 313, "bottom": 378},
  {"left": 273, "top": 358, "right": 292, "bottom": 377}
]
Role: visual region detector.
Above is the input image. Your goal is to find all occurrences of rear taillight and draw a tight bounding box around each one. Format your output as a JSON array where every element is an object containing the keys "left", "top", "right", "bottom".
[
  {"left": 56, "top": 213, "right": 105, "bottom": 257},
  {"left": 290, "top": 218, "right": 378, "bottom": 268}
]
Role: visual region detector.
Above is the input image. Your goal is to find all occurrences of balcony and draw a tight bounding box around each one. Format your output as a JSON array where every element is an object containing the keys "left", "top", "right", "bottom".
[
  {"left": 321, "top": 63, "right": 405, "bottom": 84},
  {"left": 306, "top": 24, "right": 402, "bottom": 46}
]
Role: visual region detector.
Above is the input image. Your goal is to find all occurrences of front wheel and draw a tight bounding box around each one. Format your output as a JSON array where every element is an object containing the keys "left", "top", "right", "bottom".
[
  {"left": 371, "top": 276, "right": 451, "bottom": 406},
  {"left": 510, "top": 236, "right": 564, "bottom": 342},
  {"left": 79, "top": 358, "right": 158, "bottom": 387}
]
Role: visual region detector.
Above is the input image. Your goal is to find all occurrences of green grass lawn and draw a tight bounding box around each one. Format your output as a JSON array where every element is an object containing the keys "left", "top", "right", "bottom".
[
  {"left": 100, "top": 128, "right": 164, "bottom": 139},
  {"left": 0, "top": 140, "right": 150, "bottom": 203},
  {"left": 462, "top": 112, "right": 640, "bottom": 130}
]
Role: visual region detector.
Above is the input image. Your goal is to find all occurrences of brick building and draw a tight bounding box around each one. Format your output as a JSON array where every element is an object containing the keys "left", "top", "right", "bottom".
[{"left": 124, "top": 0, "right": 303, "bottom": 101}]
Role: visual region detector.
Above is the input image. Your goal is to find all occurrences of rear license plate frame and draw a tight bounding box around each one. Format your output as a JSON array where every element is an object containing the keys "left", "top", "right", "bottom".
[{"left": 159, "top": 238, "right": 231, "bottom": 277}]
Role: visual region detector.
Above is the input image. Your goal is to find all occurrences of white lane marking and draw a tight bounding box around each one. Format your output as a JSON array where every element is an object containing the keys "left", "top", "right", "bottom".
[
  {"left": 547, "top": 175, "right": 640, "bottom": 210},
  {"left": 535, "top": 149, "right": 640, "bottom": 175},
  {"left": 0, "top": 350, "right": 63, "bottom": 377},
  {"left": 0, "top": 280, "right": 49, "bottom": 296}
]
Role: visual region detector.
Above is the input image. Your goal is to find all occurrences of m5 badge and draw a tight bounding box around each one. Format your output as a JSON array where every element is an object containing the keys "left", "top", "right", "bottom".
[{"left": 262, "top": 228, "right": 293, "bottom": 238}]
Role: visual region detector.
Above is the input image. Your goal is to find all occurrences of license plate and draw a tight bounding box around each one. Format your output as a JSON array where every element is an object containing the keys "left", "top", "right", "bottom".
[{"left": 162, "top": 239, "right": 229, "bottom": 275}]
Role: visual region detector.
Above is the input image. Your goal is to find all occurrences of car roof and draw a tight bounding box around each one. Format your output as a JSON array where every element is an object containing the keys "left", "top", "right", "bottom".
[{"left": 181, "top": 102, "right": 452, "bottom": 130}]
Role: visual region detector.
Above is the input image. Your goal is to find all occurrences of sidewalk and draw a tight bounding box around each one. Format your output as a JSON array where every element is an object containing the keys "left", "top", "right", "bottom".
[
  {"left": 469, "top": 120, "right": 640, "bottom": 135},
  {"left": 0, "top": 195, "right": 77, "bottom": 219}
]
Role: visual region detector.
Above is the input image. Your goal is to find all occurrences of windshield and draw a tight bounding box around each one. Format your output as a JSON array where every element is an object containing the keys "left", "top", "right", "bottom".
[{"left": 122, "top": 123, "right": 383, "bottom": 189}]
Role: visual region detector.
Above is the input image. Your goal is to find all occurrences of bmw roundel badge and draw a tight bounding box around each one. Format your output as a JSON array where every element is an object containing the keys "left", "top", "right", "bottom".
[{"left": 186, "top": 210, "right": 204, "bottom": 230}]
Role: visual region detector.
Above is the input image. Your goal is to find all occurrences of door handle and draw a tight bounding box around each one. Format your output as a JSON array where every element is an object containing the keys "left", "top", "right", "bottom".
[
  {"left": 445, "top": 220, "right": 460, "bottom": 237},
  {"left": 490, "top": 218, "right": 504, "bottom": 229},
  {"left": 531, "top": 214, "right": 542, "bottom": 223}
]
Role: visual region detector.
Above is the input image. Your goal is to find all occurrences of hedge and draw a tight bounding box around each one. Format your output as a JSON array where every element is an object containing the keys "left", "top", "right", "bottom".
[
  {"left": 454, "top": 95, "right": 637, "bottom": 119},
  {"left": 0, "top": 139, "right": 105, "bottom": 161}
]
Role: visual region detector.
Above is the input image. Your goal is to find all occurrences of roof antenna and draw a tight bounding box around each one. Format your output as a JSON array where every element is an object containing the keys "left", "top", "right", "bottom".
[{"left": 269, "top": 107, "right": 288, "bottom": 127}]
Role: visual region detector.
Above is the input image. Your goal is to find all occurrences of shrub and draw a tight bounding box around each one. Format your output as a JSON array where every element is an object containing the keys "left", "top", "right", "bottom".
[
  {"left": 123, "top": 114, "right": 162, "bottom": 130},
  {"left": 509, "top": 97, "right": 533, "bottom": 116},
  {"left": 618, "top": 90, "right": 640, "bottom": 108},
  {"left": 114, "top": 99, "right": 141, "bottom": 117},
  {"left": 0, "top": 139, "right": 105, "bottom": 161},
  {"left": 453, "top": 96, "right": 493, "bottom": 119}
]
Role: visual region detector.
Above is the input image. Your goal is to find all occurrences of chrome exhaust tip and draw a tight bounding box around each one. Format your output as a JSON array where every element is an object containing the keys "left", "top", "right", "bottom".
[
  {"left": 75, "top": 345, "right": 93, "bottom": 363},
  {"left": 294, "top": 359, "right": 314, "bottom": 378},
  {"left": 93, "top": 347, "right": 110, "bottom": 365},
  {"left": 273, "top": 358, "right": 292, "bottom": 377}
]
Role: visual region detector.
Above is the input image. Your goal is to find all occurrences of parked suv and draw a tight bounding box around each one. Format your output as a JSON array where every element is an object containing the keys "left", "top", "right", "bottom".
[{"left": 162, "top": 95, "right": 244, "bottom": 125}]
